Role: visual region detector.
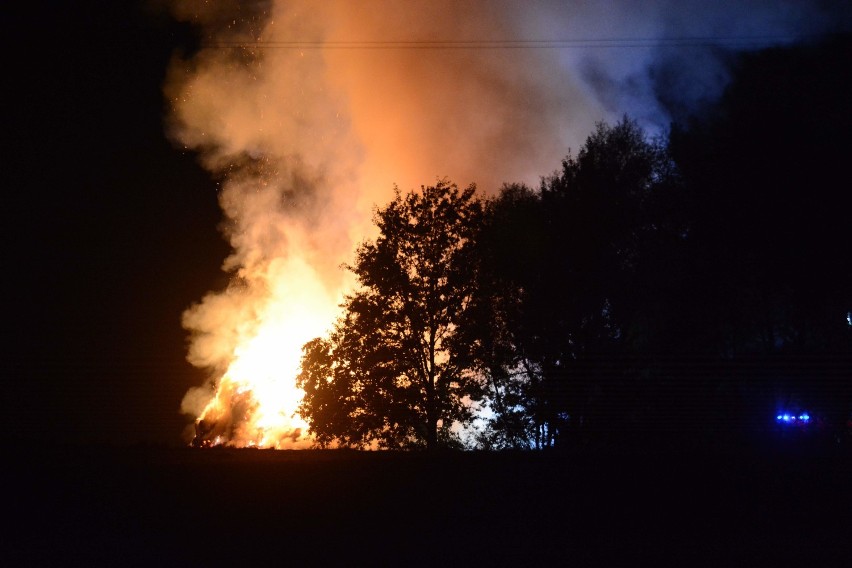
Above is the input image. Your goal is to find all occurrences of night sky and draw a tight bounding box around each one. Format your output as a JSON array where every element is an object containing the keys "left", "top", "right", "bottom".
[
  {"left": 5, "top": 2, "right": 227, "bottom": 444},
  {"left": 4, "top": 1, "right": 851, "bottom": 447}
]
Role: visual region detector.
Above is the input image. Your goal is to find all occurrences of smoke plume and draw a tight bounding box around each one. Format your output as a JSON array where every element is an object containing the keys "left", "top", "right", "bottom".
[{"left": 166, "top": 0, "right": 848, "bottom": 446}]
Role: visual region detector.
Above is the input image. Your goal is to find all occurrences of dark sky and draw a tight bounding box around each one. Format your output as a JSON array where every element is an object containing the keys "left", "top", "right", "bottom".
[
  {"left": 3, "top": 1, "right": 850, "bottom": 446},
  {"left": 4, "top": 2, "right": 228, "bottom": 445}
]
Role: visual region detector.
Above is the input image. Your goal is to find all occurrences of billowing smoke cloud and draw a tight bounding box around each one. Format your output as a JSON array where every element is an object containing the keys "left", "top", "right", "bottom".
[{"left": 165, "top": 0, "right": 848, "bottom": 446}]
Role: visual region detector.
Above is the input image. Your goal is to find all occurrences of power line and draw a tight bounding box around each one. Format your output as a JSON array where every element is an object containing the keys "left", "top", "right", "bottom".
[{"left": 201, "top": 36, "right": 813, "bottom": 50}]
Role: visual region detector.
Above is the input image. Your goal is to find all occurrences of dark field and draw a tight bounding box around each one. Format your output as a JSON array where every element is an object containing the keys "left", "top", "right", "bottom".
[{"left": 6, "top": 442, "right": 850, "bottom": 566}]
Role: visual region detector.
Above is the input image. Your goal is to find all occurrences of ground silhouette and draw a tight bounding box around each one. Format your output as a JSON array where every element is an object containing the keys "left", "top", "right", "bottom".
[{"left": 7, "top": 442, "right": 850, "bottom": 565}]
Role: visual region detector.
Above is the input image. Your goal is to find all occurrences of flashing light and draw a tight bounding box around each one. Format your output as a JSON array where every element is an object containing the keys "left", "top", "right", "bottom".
[{"left": 776, "top": 411, "right": 812, "bottom": 425}]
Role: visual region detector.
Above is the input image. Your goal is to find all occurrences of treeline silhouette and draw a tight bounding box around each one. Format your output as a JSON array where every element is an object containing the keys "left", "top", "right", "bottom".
[{"left": 298, "top": 36, "right": 851, "bottom": 450}]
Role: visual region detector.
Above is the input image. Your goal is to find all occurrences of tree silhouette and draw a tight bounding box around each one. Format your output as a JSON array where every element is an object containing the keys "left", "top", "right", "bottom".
[
  {"left": 473, "top": 118, "right": 681, "bottom": 447},
  {"left": 297, "top": 181, "right": 485, "bottom": 449},
  {"left": 296, "top": 35, "right": 852, "bottom": 450},
  {"left": 459, "top": 183, "right": 544, "bottom": 448}
]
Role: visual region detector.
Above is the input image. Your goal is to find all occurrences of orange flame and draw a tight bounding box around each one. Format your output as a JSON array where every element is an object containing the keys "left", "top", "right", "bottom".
[{"left": 189, "top": 254, "right": 342, "bottom": 448}]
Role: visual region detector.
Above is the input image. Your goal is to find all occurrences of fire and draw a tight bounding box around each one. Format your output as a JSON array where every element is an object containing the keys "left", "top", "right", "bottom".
[
  {"left": 169, "top": 0, "right": 594, "bottom": 449},
  {"left": 189, "top": 254, "right": 341, "bottom": 448}
]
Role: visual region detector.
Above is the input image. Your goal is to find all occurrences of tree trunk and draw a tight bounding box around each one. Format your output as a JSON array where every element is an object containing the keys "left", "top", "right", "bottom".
[
  {"left": 426, "top": 413, "right": 438, "bottom": 450},
  {"left": 424, "top": 374, "right": 437, "bottom": 450},
  {"left": 425, "top": 327, "right": 438, "bottom": 450}
]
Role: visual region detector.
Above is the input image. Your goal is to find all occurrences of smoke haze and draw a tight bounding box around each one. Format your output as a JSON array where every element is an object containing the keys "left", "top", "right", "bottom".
[{"left": 165, "top": 0, "right": 849, "bottom": 445}]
